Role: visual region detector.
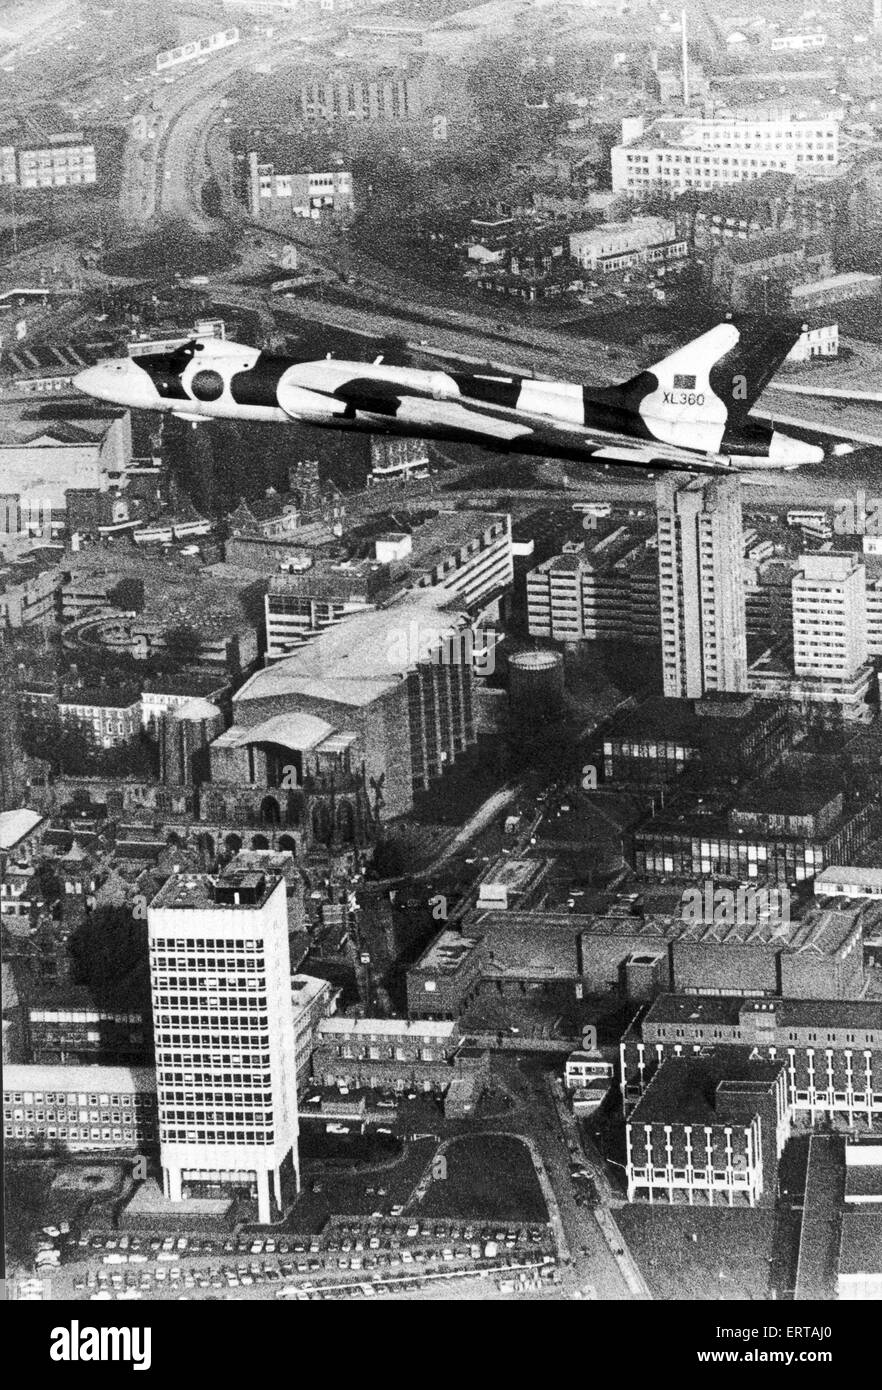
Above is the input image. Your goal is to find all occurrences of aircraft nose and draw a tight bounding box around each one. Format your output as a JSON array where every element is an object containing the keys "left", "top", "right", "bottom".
[
  {"left": 73, "top": 358, "right": 156, "bottom": 409},
  {"left": 73, "top": 364, "right": 113, "bottom": 400}
]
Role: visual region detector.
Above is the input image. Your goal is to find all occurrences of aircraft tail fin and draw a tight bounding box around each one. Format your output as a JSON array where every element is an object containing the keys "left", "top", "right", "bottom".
[
  {"left": 605, "top": 316, "right": 804, "bottom": 453},
  {"left": 615, "top": 316, "right": 803, "bottom": 417}
]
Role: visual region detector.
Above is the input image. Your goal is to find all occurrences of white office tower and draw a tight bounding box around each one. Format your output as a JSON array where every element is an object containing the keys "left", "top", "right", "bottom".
[
  {"left": 657, "top": 474, "right": 748, "bottom": 698},
  {"left": 793, "top": 553, "right": 868, "bottom": 680},
  {"left": 148, "top": 869, "right": 299, "bottom": 1224}
]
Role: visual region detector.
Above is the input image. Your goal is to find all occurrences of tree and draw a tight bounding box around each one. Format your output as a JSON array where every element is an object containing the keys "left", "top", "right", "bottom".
[
  {"left": 68, "top": 904, "right": 150, "bottom": 1013},
  {"left": 108, "top": 577, "right": 144, "bottom": 613},
  {"left": 5, "top": 1162, "right": 55, "bottom": 1269},
  {"left": 162, "top": 623, "right": 202, "bottom": 666}
]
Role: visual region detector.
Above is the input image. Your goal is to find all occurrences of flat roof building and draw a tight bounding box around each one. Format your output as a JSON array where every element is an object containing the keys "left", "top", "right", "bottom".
[{"left": 148, "top": 870, "right": 300, "bottom": 1224}]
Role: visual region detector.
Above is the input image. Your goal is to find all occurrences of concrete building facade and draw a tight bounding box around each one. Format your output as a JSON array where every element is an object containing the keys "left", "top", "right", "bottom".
[
  {"left": 148, "top": 869, "right": 300, "bottom": 1224},
  {"left": 657, "top": 475, "right": 748, "bottom": 698}
]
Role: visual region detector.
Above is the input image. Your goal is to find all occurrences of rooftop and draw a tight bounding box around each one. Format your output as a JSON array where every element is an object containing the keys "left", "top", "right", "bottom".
[
  {"left": 838, "top": 1211, "right": 882, "bottom": 1276},
  {"left": 637, "top": 994, "right": 882, "bottom": 1034},
  {"left": 0, "top": 807, "right": 44, "bottom": 850},
  {"left": 149, "top": 870, "right": 284, "bottom": 913},
  {"left": 235, "top": 590, "right": 466, "bottom": 709},
  {"left": 3, "top": 1063, "right": 156, "bottom": 1093},
  {"left": 414, "top": 930, "right": 483, "bottom": 975},
  {"left": 317, "top": 1017, "right": 458, "bottom": 1039},
  {"left": 629, "top": 1048, "right": 785, "bottom": 1127}
]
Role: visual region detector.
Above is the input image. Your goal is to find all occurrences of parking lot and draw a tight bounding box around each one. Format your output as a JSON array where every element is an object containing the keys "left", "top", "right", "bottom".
[{"left": 53, "top": 1216, "right": 557, "bottom": 1300}]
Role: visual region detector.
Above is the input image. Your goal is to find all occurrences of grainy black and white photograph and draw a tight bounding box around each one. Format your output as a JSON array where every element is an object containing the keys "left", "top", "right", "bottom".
[{"left": 0, "top": 0, "right": 878, "bottom": 1356}]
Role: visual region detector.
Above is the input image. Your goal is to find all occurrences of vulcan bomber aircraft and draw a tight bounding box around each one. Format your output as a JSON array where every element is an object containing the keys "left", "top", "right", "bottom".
[{"left": 74, "top": 315, "right": 845, "bottom": 473}]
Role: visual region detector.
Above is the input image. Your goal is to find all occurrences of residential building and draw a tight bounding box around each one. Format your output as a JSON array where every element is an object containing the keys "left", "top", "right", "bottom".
[
  {"left": 0, "top": 808, "right": 47, "bottom": 865},
  {"left": 656, "top": 475, "right": 748, "bottom": 699},
  {"left": 710, "top": 231, "right": 833, "bottom": 310},
  {"left": 148, "top": 869, "right": 300, "bottom": 1224},
  {"left": 227, "top": 492, "right": 301, "bottom": 540},
  {"left": 790, "top": 272, "right": 882, "bottom": 310},
  {"left": 568, "top": 216, "right": 687, "bottom": 273},
  {"left": 792, "top": 552, "right": 868, "bottom": 682},
  {"left": 785, "top": 321, "right": 838, "bottom": 361},
  {"left": 526, "top": 527, "right": 660, "bottom": 645}
]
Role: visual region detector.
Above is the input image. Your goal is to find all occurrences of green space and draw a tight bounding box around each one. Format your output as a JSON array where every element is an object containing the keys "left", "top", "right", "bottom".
[
  {"left": 291, "top": 1135, "right": 438, "bottom": 1230},
  {"left": 419, "top": 1134, "right": 547, "bottom": 1223}
]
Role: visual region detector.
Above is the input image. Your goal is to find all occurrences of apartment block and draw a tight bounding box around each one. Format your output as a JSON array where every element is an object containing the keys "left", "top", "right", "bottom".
[
  {"left": 657, "top": 475, "right": 748, "bottom": 699},
  {"left": 793, "top": 552, "right": 867, "bottom": 681},
  {"left": 527, "top": 528, "right": 660, "bottom": 645}
]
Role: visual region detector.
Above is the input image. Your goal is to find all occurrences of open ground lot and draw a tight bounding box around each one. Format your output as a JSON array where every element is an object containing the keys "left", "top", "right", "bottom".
[
  {"left": 419, "top": 1134, "right": 547, "bottom": 1223},
  {"left": 617, "top": 1206, "right": 801, "bottom": 1302}
]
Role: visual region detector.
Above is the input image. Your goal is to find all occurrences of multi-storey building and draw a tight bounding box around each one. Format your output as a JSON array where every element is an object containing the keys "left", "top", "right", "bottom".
[
  {"left": 16, "top": 133, "right": 96, "bottom": 188},
  {"left": 2, "top": 1063, "right": 157, "bottom": 1151},
  {"left": 612, "top": 114, "right": 839, "bottom": 196},
  {"left": 526, "top": 527, "right": 659, "bottom": 645},
  {"left": 147, "top": 869, "right": 300, "bottom": 1223},
  {"left": 624, "top": 1048, "right": 791, "bottom": 1205},
  {"left": 657, "top": 475, "right": 748, "bottom": 699},
  {"left": 749, "top": 550, "right": 876, "bottom": 722},
  {"left": 264, "top": 560, "right": 390, "bottom": 659},
  {"left": 634, "top": 757, "right": 877, "bottom": 890},
  {"left": 622, "top": 995, "right": 882, "bottom": 1131},
  {"left": 313, "top": 1017, "right": 457, "bottom": 1088},
  {"left": 601, "top": 693, "right": 790, "bottom": 789},
  {"left": 0, "top": 558, "right": 63, "bottom": 628},
  {"left": 25, "top": 987, "right": 150, "bottom": 1067},
  {"left": 290, "top": 973, "right": 337, "bottom": 1086},
  {"left": 568, "top": 217, "right": 687, "bottom": 273},
  {"left": 293, "top": 72, "right": 420, "bottom": 123},
  {"left": 264, "top": 511, "right": 512, "bottom": 661},
  {"left": 407, "top": 929, "right": 485, "bottom": 1020},
  {"left": 792, "top": 552, "right": 868, "bottom": 681},
  {"left": 58, "top": 686, "right": 142, "bottom": 749},
  {"left": 247, "top": 155, "right": 354, "bottom": 220}
]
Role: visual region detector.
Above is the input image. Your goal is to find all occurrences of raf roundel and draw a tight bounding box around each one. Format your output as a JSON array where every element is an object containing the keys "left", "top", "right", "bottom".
[{"left": 190, "top": 369, "right": 225, "bottom": 402}]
